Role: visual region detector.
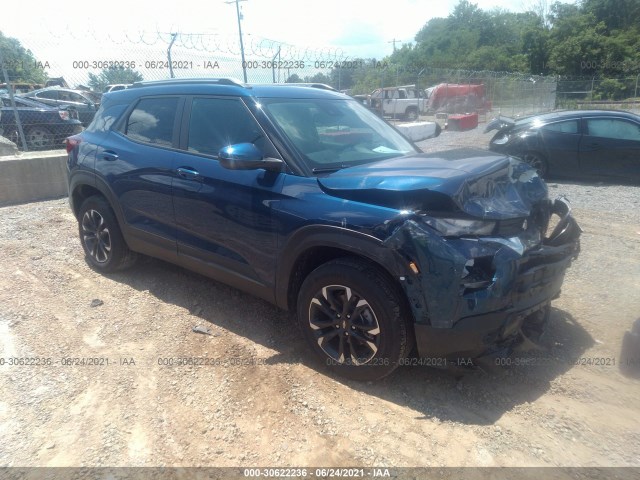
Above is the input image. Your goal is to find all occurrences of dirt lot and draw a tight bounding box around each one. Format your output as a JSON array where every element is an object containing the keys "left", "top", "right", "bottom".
[{"left": 0, "top": 128, "right": 639, "bottom": 472}]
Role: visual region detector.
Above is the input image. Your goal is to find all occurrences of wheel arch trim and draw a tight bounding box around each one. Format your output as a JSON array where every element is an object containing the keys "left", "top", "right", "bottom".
[
  {"left": 275, "top": 225, "right": 412, "bottom": 311},
  {"left": 69, "top": 174, "right": 126, "bottom": 227}
]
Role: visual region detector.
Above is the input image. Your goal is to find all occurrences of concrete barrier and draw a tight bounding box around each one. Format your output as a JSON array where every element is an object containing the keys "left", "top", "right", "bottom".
[
  {"left": 0, "top": 150, "right": 68, "bottom": 206},
  {"left": 395, "top": 121, "right": 439, "bottom": 142}
]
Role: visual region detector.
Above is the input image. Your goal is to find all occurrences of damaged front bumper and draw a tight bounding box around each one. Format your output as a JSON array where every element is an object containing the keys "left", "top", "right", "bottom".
[{"left": 387, "top": 197, "right": 581, "bottom": 366}]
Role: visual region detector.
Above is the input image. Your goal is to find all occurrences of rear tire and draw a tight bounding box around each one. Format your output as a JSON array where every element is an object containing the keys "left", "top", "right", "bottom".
[
  {"left": 78, "top": 195, "right": 137, "bottom": 272},
  {"left": 25, "top": 126, "right": 54, "bottom": 149},
  {"left": 297, "top": 257, "right": 413, "bottom": 381}
]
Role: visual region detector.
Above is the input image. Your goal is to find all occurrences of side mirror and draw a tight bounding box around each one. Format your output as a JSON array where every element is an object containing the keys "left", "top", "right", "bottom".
[{"left": 218, "top": 143, "right": 283, "bottom": 172}]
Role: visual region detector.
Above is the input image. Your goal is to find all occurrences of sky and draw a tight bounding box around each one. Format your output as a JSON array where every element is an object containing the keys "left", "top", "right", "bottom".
[{"left": 1, "top": 0, "right": 570, "bottom": 85}]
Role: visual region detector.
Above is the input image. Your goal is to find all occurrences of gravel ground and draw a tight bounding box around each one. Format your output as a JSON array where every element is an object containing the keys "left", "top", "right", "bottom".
[{"left": 0, "top": 127, "right": 639, "bottom": 473}]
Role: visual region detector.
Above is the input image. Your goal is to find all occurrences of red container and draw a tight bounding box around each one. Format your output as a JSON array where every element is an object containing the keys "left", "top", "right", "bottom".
[{"left": 447, "top": 113, "right": 478, "bottom": 131}]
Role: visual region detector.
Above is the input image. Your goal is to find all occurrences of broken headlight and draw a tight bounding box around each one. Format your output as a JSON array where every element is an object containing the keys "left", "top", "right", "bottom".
[{"left": 422, "top": 217, "right": 497, "bottom": 237}]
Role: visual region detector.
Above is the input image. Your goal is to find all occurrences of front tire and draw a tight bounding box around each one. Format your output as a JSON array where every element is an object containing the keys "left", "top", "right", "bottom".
[
  {"left": 297, "top": 257, "right": 413, "bottom": 380},
  {"left": 405, "top": 106, "right": 419, "bottom": 121},
  {"left": 520, "top": 151, "right": 548, "bottom": 177},
  {"left": 78, "top": 195, "right": 137, "bottom": 272}
]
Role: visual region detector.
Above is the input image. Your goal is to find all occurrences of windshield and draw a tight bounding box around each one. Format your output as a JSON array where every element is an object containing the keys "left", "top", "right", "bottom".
[{"left": 259, "top": 97, "right": 417, "bottom": 172}]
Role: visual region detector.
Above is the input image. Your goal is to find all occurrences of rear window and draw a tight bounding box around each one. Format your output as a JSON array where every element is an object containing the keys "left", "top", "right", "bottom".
[
  {"left": 124, "top": 97, "right": 178, "bottom": 146},
  {"left": 37, "top": 90, "right": 58, "bottom": 100},
  {"left": 86, "top": 103, "right": 127, "bottom": 133},
  {"left": 541, "top": 120, "right": 579, "bottom": 134}
]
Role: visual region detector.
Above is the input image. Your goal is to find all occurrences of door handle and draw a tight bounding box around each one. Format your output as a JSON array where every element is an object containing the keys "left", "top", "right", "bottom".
[
  {"left": 177, "top": 167, "right": 201, "bottom": 179},
  {"left": 586, "top": 142, "right": 601, "bottom": 150},
  {"left": 102, "top": 151, "right": 118, "bottom": 161}
]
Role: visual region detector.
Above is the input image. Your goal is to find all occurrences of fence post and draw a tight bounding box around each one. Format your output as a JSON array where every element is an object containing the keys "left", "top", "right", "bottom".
[
  {"left": 167, "top": 33, "right": 177, "bottom": 79},
  {"left": 271, "top": 46, "right": 280, "bottom": 83},
  {"left": 0, "top": 48, "right": 28, "bottom": 151}
]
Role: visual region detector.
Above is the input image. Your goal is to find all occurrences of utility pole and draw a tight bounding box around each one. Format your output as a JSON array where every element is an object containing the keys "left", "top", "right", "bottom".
[
  {"left": 226, "top": 0, "right": 248, "bottom": 82},
  {"left": 388, "top": 38, "right": 399, "bottom": 52}
]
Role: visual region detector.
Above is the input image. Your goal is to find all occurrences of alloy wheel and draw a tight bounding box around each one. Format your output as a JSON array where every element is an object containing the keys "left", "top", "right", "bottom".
[
  {"left": 81, "top": 209, "right": 112, "bottom": 263},
  {"left": 308, "top": 285, "right": 381, "bottom": 365},
  {"left": 522, "top": 152, "right": 547, "bottom": 176},
  {"left": 25, "top": 127, "right": 53, "bottom": 149}
]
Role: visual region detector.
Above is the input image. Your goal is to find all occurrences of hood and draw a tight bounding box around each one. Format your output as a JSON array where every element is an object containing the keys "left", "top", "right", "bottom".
[{"left": 316, "top": 149, "right": 548, "bottom": 220}]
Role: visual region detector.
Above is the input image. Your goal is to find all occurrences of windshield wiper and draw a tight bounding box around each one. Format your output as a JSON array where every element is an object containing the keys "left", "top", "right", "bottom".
[{"left": 312, "top": 165, "right": 349, "bottom": 174}]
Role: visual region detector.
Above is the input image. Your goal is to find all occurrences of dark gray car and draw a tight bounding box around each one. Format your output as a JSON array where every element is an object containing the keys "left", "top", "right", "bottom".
[
  {"left": 486, "top": 110, "right": 640, "bottom": 182},
  {"left": 19, "top": 87, "right": 98, "bottom": 127}
]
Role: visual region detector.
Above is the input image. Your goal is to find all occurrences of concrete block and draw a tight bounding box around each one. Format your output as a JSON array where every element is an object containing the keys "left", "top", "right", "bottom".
[
  {"left": 396, "top": 121, "right": 439, "bottom": 142},
  {"left": 0, "top": 150, "right": 68, "bottom": 206}
]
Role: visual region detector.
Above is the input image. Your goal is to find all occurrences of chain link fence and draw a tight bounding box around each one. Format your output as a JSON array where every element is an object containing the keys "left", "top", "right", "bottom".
[
  {"left": 1, "top": 30, "right": 349, "bottom": 152},
  {"left": 556, "top": 76, "right": 640, "bottom": 113},
  {"left": 1, "top": 28, "right": 639, "bottom": 153}
]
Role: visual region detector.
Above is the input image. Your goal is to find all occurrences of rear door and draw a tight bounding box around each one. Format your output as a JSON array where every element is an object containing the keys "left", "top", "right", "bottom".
[
  {"left": 579, "top": 116, "right": 640, "bottom": 181},
  {"left": 98, "top": 95, "right": 183, "bottom": 255},
  {"left": 171, "top": 95, "right": 284, "bottom": 297},
  {"left": 537, "top": 119, "right": 582, "bottom": 176}
]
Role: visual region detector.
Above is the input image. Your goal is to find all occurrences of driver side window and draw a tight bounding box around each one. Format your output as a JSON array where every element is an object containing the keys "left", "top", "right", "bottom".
[
  {"left": 586, "top": 118, "right": 640, "bottom": 141},
  {"left": 187, "top": 97, "right": 269, "bottom": 157}
]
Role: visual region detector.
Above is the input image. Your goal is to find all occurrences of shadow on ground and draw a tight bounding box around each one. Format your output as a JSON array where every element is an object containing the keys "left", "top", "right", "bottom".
[{"left": 109, "top": 255, "right": 594, "bottom": 426}]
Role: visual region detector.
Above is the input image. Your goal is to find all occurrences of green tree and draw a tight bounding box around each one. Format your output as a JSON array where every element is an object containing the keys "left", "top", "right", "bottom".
[
  {"left": 594, "top": 78, "right": 629, "bottom": 100},
  {"left": 546, "top": 5, "right": 607, "bottom": 76},
  {"left": 583, "top": 0, "right": 640, "bottom": 32},
  {"left": 0, "top": 31, "right": 47, "bottom": 84},
  {"left": 305, "top": 72, "right": 331, "bottom": 84},
  {"left": 88, "top": 67, "right": 143, "bottom": 92},
  {"left": 285, "top": 73, "right": 303, "bottom": 83}
]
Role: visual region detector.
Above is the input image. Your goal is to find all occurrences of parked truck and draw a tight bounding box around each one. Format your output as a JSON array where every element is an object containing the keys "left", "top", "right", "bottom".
[{"left": 368, "top": 85, "right": 427, "bottom": 121}]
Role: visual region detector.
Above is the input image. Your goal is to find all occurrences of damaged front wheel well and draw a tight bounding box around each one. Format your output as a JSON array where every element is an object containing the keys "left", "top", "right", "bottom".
[{"left": 286, "top": 247, "right": 411, "bottom": 318}]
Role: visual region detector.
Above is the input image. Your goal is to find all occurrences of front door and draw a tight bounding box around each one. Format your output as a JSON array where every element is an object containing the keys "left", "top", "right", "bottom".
[{"left": 171, "top": 96, "right": 284, "bottom": 293}]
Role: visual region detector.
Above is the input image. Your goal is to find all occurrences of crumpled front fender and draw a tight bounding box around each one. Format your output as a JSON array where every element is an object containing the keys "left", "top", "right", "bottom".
[{"left": 384, "top": 197, "right": 580, "bottom": 331}]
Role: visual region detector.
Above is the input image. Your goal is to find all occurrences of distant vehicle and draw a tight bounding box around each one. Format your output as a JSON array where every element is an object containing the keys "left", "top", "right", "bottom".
[
  {"left": 0, "top": 82, "right": 44, "bottom": 94},
  {"left": 369, "top": 85, "right": 427, "bottom": 121},
  {"left": 19, "top": 87, "right": 98, "bottom": 127},
  {"left": 0, "top": 94, "right": 82, "bottom": 150},
  {"left": 45, "top": 77, "right": 70, "bottom": 88},
  {"left": 103, "top": 84, "right": 130, "bottom": 93},
  {"left": 486, "top": 110, "right": 640, "bottom": 182},
  {"left": 426, "top": 83, "right": 491, "bottom": 114},
  {"left": 80, "top": 90, "right": 103, "bottom": 107}
]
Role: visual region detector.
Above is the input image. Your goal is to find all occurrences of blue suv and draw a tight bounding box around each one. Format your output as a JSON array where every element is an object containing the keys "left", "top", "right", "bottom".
[{"left": 66, "top": 78, "right": 581, "bottom": 380}]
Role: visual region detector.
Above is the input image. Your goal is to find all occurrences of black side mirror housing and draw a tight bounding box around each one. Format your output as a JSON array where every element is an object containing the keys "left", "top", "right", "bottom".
[{"left": 218, "top": 143, "right": 284, "bottom": 172}]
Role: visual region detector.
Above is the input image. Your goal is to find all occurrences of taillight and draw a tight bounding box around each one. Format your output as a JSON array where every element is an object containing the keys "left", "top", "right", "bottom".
[
  {"left": 66, "top": 136, "right": 81, "bottom": 153},
  {"left": 58, "top": 110, "right": 70, "bottom": 121}
]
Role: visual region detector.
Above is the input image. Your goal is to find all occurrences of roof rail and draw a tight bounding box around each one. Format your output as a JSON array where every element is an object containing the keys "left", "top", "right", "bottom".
[
  {"left": 269, "top": 83, "right": 338, "bottom": 92},
  {"left": 131, "top": 78, "right": 248, "bottom": 88}
]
